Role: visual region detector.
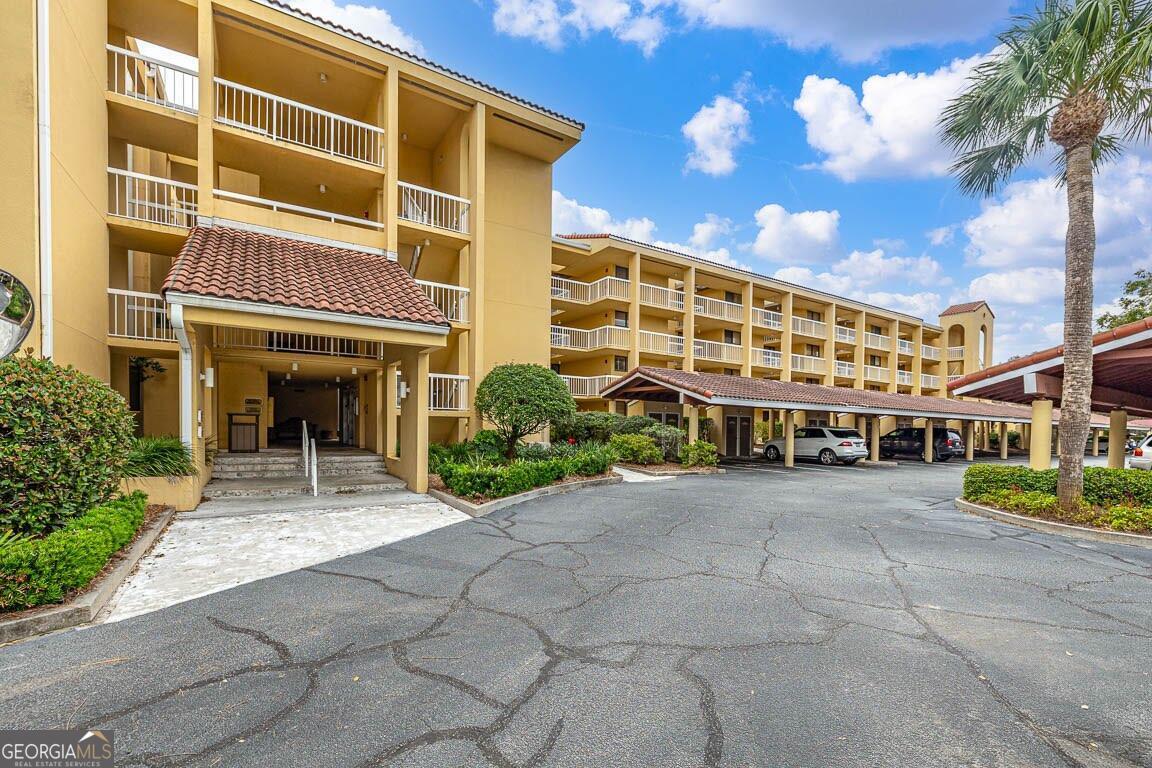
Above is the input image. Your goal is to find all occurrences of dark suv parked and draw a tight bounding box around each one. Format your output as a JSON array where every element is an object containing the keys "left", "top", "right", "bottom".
[{"left": 879, "top": 427, "right": 965, "bottom": 461}]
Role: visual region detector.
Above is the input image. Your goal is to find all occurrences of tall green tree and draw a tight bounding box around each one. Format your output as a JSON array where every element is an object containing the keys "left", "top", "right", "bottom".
[
  {"left": 1097, "top": 268, "right": 1152, "bottom": 328},
  {"left": 940, "top": 0, "right": 1152, "bottom": 510}
]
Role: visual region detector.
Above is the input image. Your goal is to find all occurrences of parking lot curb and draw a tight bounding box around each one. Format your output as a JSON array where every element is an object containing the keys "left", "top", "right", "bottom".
[
  {"left": 429, "top": 473, "right": 624, "bottom": 518},
  {"left": 955, "top": 498, "right": 1152, "bottom": 549}
]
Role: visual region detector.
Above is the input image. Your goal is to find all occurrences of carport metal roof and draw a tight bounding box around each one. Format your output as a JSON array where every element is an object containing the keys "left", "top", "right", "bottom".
[
  {"left": 948, "top": 317, "right": 1152, "bottom": 417},
  {"left": 602, "top": 367, "right": 1109, "bottom": 425}
]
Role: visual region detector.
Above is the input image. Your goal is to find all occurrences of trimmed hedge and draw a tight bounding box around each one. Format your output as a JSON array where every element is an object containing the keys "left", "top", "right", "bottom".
[
  {"left": 642, "top": 424, "right": 685, "bottom": 461},
  {"left": 609, "top": 434, "right": 663, "bottom": 465},
  {"left": 1, "top": 493, "right": 148, "bottom": 611},
  {"left": 437, "top": 444, "right": 616, "bottom": 500},
  {"left": 680, "top": 440, "right": 719, "bottom": 467},
  {"left": 963, "top": 464, "right": 1152, "bottom": 507}
]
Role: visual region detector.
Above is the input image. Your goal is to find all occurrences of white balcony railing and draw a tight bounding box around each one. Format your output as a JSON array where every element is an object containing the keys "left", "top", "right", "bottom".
[
  {"left": 792, "top": 317, "right": 827, "bottom": 337},
  {"left": 752, "top": 307, "right": 783, "bottom": 330},
  {"left": 835, "top": 326, "right": 857, "bottom": 344},
  {"left": 561, "top": 375, "right": 619, "bottom": 398},
  {"left": 896, "top": 370, "right": 914, "bottom": 386},
  {"left": 864, "top": 332, "right": 891, "bottom": 350},
  {"left": 639, "top": 283, "right": 685, "bottom": 311},
  {"left": 921, "top": 345, "right": 942, "bottom": 361},
  {"left": 551, "top": 275, "right": 630, "bottom": 304},
  {"left": 550, "top": 325, "right": 630, "bottom": 351},
  {"left": 754, "top": 348, "right": 782, "bottom": 368},
  {"left": 948, "top": 346, "right": 966, "bottom": 360},
  {"left": 693, "top": 339, "right": 744, "bottom": 363},
  {"left": 864, "top": 365, "right": 890, "bottom": 383},
  {"left": 429, "top": 374, "right": 469, "bottom": 411},
  {"left": 921, "top": 374, "right": 941, "bottom": 389},
  {"left": 108, "top": 168, "right": 198, "bottom": 228},
  {"left": 791, "top": 353, "right": 826, "bottom": 374},
  {"left": 399, "top": 181, "right": 470, "bottom": 235},
  {"left": 107, "top": 289, "right": 174, "bottom": 342},
  {"left": 948, "top": 373, "right": 964, "bottom": 383},
  {"left": 834, "top": 360, "right": 856, "bottom": 378},
  {"left": 639, "top": 330, "right": 684, "bottom": 356},
  {"left": 214, "top": 327, "right": 384, "bottom": 359},
  {"left": 107, "top": 44, "right": 198, "bottom": 113},
  {"left": 214, "top": 189, "right": 383, "bottom": 230},
  {"left": 694, "top": 295, "right": 744, "bottom": 322},
  {"left": 214, "top": 77, "right": 384, "bottom": 166},
  {"left": 417, "top": 280, "right": 469, "bottom": 323},
  {"left": 897, "top": 339, "right": 915, "bottom": 355}
]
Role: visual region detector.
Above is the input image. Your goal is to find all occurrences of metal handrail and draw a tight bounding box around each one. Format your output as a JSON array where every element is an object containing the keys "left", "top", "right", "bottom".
[
  {"left": 310, "top": 438, "right": 318, "bottom": 496},
  {"left": 214, "top": 188, "right": 384, "bottom": 229},
  {"left": 301, "top": 420, "right": 310, "bottom": 478}
]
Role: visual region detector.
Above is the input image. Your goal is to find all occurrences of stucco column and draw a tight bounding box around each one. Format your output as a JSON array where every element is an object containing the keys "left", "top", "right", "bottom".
[
  {"left": 982, "top": 422, "right": 992, "bottom": 451},
  {"left": 686, "top": 405, "right": 699, "bottom": 443},
  {"left": 999, "top": 422, "right": 1009, "bottom": 460},
  {"left": 783, "top": 410, "right": 795, "bottom": 468},
  {"left": 629, "top": 251, "right": 641, "bottom": 369},
  {"left": 780, "top": 293, "right": 794, "bottom": 382},
  {"left": 397, "top": 349, "right": 430, "bottom": 493},
  {"left": 741, "top": 280, "right": 754, "bottom": 377},
  {"left": 385, "top": 362, "right": 399, "bottom": 459},
  {"left": 963, "top": 421, "right": 975, "bottom": 461},
  {"left": 1092, "top": 429, "right": 1100, "bottom": 457},
  {"left": 1108, "top": 409, "right": 1127, "bottom": 469},
  {"left": 1029, "top": 399, "right": 1053, "bottom": 470},
  {"left": 870, "top": 416, "right": 881, "bottom": 462},
  {"left": 683, "top": 267, "right": 696, "bottom": 372},
  {"left": 924, "top": 420, "right": 935, "bottom": 463},
  {"left": 856, "top": 415, "right": 868, "bottom": 435}
]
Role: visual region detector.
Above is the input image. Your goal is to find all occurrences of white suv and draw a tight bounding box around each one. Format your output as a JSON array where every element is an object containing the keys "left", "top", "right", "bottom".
[
  {"left": 762, "top": 427, "right": 869, "bottom": 466},
  {"left": 1130, "top": 434, "right": 1152, "bottom": 470}
]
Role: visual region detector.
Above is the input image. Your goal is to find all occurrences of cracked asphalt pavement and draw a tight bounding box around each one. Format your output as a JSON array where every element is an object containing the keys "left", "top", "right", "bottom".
[{"left": 3, "top": 461, "right": 1152, "bottom": 767}]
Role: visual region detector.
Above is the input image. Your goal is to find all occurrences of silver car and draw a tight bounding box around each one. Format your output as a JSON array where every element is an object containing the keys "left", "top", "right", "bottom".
[
  {"left": 1130, "top": 434, "right": 1152, "bottom": 470},
  {"left": 762, "top": 427, "right": 869, "bottom": 466}
]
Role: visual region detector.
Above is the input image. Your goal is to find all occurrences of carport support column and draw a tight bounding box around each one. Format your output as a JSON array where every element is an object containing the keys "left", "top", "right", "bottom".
[
  {"left": 869, "top": 416, "right": 881, "bottom": 462},
  {"left": 397, "top": 349, "right": 431, "bottom": 493},
  {"left": 963, "top": 421, "right": 975, "bottom": 461},
  {"left": 999, "top": 422, "right": 1009, "bottom": 460},
  {"left": 1091, "top": 429, "right": 1100, "bottom": 457},
  {"left": 1029, "top": 399, "right": 1053, "bottom": 470},
  {"left": 924, "top": 421, "right": 935, "bottom": 463},
  {"left": 687, "top": 405, "right": 699, "bottom": 443},
  {"left": 1108, "top": 409, "right": 1127, "bottom": 469},
  {"left": 783, "top": 410, "right": 795, "bottom": 468}
]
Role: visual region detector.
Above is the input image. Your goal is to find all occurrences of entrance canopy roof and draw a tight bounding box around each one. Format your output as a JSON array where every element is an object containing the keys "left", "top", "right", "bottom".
[
  {"left": 949, "top": 318, "right": 1152, "bottom": 417},
  {"left": 603, "top": 367, "right": 1101, "bottom": 425}
]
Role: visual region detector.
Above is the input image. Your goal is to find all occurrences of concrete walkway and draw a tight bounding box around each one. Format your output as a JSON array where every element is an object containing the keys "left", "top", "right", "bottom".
[{"left": 101, "top": 491, "right": 468, "bottom": 622}]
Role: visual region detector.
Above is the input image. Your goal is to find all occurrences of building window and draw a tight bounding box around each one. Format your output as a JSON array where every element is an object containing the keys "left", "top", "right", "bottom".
[
  {"left": 805, "top": 344, "right": 821, "bottom": 357},
  {"left": 870, "top": 324, "right": 883, "bottom": 335},
  {"left": 724, "top": 368, "right": 738, "bottom": 376},
  {"left": 869, "top": 355, "right": 882, "bottom": 367},
  {"left": 550, "top": 363, "right": 561, "bottom": 373},
  {"left": 615, "top": 265, "right": 629, "bottom": 280},
  {"left": 806, "top": 377, "right": 821, "bottom": 385},
  {"left": 614, "top": 355, "right": 628, "bottom": 372},
  {"left": 724, "top": 329, "right": 741, "bottom": 345},
  {"left": 649, "top": 412, "right": 680, "bottom": 428},
  {"left": 724, "top": 290, "right": 741, "bottom": 304},
  {"left": 807, "top": 310, "right": 823, "bottom": 321},
  {"left": 614, "top": 310, "right": 628, "bottom": 328}
]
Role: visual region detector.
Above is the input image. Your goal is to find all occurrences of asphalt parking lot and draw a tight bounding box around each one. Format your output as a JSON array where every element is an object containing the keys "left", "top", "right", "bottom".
[{"left": 2, "top": 461, "right": 1150, "bottom": 767}]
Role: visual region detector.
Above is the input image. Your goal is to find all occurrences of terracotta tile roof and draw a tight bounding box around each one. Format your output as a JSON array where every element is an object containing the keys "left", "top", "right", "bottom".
[
  {"left": 940, "top": 300, "right": 992, "bottom": 317},
  {"left": 163, "top": 226, "right": 448, "bottom": 327}
]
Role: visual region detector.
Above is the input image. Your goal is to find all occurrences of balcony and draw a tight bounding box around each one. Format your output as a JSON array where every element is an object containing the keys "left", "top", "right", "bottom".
[
  {"left": 834, "top": 326, "right": 857, "bottom": 344},
  {"left": 693, "top": 339, "right": 743, "bottom": 364},
  {"left": 107, "top": 44, "right": 198, "bottom": 114},
  {"left": 948, "top": 374, "right": 964, "bottom": 384},
  {"left": 897, "top": 339, "right": 915, "bottom": 355},
  {"left": 864, "top": 332, "right": 891, "bottom": 350},
  {"left": 561, "top": 375, "right": 619, "bottom": 399},
  {"left": 753, "top": 348, "right": 782, "bottom": 368},
  {"left": 417, "top": 280, "right": 469, "bottom": 324},
  {"left": 948, "top": 346, "right": 966, "bottom": 360},
  {"left": 108, "top": 168, "right": 198, "bottom": 228},
  {"left": 694, "top": 295, "right": 743, "bottom": 323},
  {"left": 921, "top": 374, "right": 941, "bottom": 389},
  {"left": 551, "top": 275, "right": 630, "bottom": 304},
  {"left": 399, "top": 182, "right": 470, "bottom": 235},
  {"left": 791, "top": 353, "right": 826, "bottom": 375},
  {"left": 213, "top": 189, "right": 383, "bottom": 230},
  {"left": 550, "top": 325, "right": 630, "bottom": 351},
  {"left": 864, "top": 365, "right": 890, "bottom": 383},
  {"left": 108, "top": 289, "right": 174, "bottom": 343},
  {"left": 214, "top": 77, "right": 384, "bottom": 167},
  {"left": 791, "top": 317, "right": 827, "bottom": 338},
  {"left": 639, "top": 330, "right": 684, "bottom": 356},
  {"left": 639, "top": 283, "right": 685, "bottom": 311},
  {"left": 214, "top": 327, "right": 384, "bottom": 359},
  {"left": 752, "top": 307, "right": 783, "bottom": 330},
  {"left": 834, "top": 360, "right": 856, "bottom": 378},
  {"left": 921, "top": 345, "right": 942, "bottom": 361},
  {"left": 896, "top": 370, "right": 914, "bottom": 386},
  {"left": 429, "top": 374, "right": 470, "bottom": 412}
]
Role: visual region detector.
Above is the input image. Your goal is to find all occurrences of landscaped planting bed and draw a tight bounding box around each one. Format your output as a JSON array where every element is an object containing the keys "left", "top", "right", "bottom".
[
  {"left": 430, "top": 437, "right": 617, "bottom": 502},
  {"left": 962, "top": 465, "right": 1152, "bottom": 533}
]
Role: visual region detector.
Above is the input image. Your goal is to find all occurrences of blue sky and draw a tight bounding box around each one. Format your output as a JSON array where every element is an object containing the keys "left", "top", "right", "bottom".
[{"left": 280, "top": 0, "right": 1152, "bottom": 362}]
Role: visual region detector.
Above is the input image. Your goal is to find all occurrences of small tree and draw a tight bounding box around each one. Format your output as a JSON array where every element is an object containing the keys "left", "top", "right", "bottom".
[
  {"left": 1098, "top": 268, "right": 1152, "bottom": 329},
  {"left": 474, "top": 364, "right": 576, "bottom": 460}
]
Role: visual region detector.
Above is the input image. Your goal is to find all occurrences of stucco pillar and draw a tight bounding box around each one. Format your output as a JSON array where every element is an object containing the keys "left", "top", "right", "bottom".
[
  {"left": 1092, "top": 429, "right": 1100, "bottom": 457},
  {"left": 870, "top": 416, "right": 881, "bottom": 462},
  {"left": 397, "top": 349, "right": 430, "bottom": 493},
  {"left": 856, "top": 415, "right": 868, "bottom": 435},
  {"left": 1108, "top": 409, "right": 1127, "bottom": 469},
  {"left": 982, "top": 422, "right": 992, "bottom": 451},
  {"left": 1029, "top": 399, "right": 1053, "bottom": 470},
  {"left": 999, "top": 422, "right": 1009, "bottom": 460},
  {"left": 780, "top": 293, "right": 794, "bottom": 382},
  {"left": 963, "top": 421, "right": 975, "bottom": 461},
  {"left": 924, "top": 420, "right": 935, "bottom": 463},
  {"left": 741, "top": 280, "right": 754, "bottom": 377},
  {"left": 783, "top": 410, "right": 795, "bottom": 468},
  {"left": 686, "top": 405, "right": 699, "bottom": 443},
  {"left": 629, "top": 251, "right": 641, "bottom": 369},
  {"left": 385, "top": 362, "right": 399, "bottom": 459},
  {"left": 683, "top": 267, "right": 696, "bottom": 372}
]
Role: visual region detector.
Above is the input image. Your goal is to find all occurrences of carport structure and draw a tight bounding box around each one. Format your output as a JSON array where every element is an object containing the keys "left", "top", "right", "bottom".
[
  {"left": 950, "top": 317, "right": 1152, "bottom": 469},
  {"left": 602, "top": 367, "right": 1047, "bottom": 468}
]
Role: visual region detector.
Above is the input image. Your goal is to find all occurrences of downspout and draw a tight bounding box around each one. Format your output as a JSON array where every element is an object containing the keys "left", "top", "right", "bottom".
[
  {"left": 170, "top": 303, "right": 194, "bottom": 448},
  {"left": 36, "top": 0, "right": 53, "bottom": 358}
]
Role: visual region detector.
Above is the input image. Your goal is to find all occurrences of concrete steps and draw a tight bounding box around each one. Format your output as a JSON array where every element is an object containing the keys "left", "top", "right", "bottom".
[
  {"left": 203, "top": 449, "right": 402, "bottom": 500},
  {"left": 202, "top": 473, "right": 406, "bottom": 499}
]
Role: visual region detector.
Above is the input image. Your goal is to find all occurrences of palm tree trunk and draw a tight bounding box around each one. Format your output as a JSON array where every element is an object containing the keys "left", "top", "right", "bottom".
[{"left": 1056, "top": 142, "right": 1096, "bottom": 510}]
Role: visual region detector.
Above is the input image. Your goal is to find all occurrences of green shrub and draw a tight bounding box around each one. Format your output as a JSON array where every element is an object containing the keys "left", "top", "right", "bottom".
[
  {"left": 642, "top": 424, "right": 685, "bottom": 461},
  {"left": 609, "top": 434, "right": 663, "bottom": 465},
  {"left": 0, "top": 493, "right": 147, "bottom": 611},
  {"left": 617, "top": 415, "right": 658, "bottom": 435},
  {"left": 123, "top": 436, "right": 196, "bottom": 477},
  {"left": 552, "top": 411, "right": 624, "bottom": 443},
  {"left": 698, "top": 417, "right": 715, "bottom": 443},
  {"left": 516, "top": 442, "right": 553, "bottom": 462},
  {"left": 439, "top": 457, "right": 573, "bottom": 500},
  {"left": 680, "top": 440, "right": 719, "bottom": 467},
  {"left": 0, "top": 355, "right": 136, "bottom": 535},
  {"left": 754, "top": 421, "right": 774, "bottom": 444},
  {"left": 1007, "top": 431, "right": 1021, "bottom": 448},
  {"left": 474, "top": 364, "right": 576, "bottom": 459},
  {"left": 1107, "top": 505, "right": 1152, "bottom": 532},
  {"left": 566, "top": 443, "right": 616, "bottom": 476},
  {"left": 963, "top": 465, "right": 1152, "bottom": 507},
  {"left": 471, "top": 430, "right": 506, "bottom": 461}
]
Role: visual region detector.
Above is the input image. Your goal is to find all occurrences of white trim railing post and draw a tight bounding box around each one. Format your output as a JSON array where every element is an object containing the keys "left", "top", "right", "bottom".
[
  {"left": 310, "top": 438, "right": 318, "bottom": 496},
  {"left": 301, "top": 420, "right": 310, "bottom": 478}
]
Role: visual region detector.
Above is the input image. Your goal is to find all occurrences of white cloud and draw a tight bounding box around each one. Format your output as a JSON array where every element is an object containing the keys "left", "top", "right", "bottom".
[
  {"left": 772, "top": 266, "right": 943, "bottom": 318},
  {"left": 689, "top": 214, "right": 733, "bottom": 250},
  {"left": 793, "top": 55, "right": 983, "bottom": 181},
  {"left": 966, "top": 267, "right": 1066, "bottom": 305},
  {"left": 552, "top": 190, "right": 656, "bottom": 241},
  {"left": 748, "top": 204, "right": 840, "bottom": 263},
  {"left": 493, "top": 0, "right": 665, "bottom": 55},
  {"left": 682, "top": 95, "right": 751, "bottom": 176},
  {"left": 285, "top": 0, "right": 423, "bottom": 53},
  {"left": 926, "top": 225, "right": 955, "bottom": 247},
  {"left": 831, "top": 249, "right": 948, "bottom": 288}
]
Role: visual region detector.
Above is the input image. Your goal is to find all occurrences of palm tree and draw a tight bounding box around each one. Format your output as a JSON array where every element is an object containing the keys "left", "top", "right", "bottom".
[{"left": 940, "top": 0, "right": 1152, "bottom": 510}]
